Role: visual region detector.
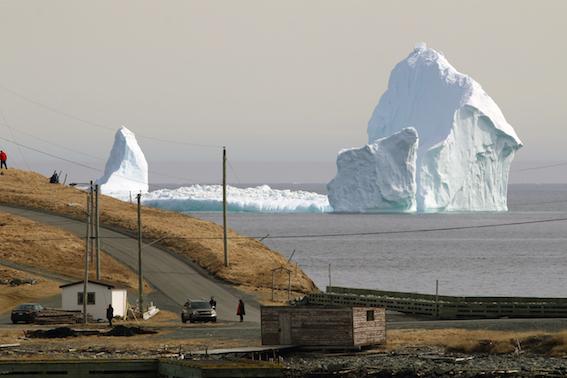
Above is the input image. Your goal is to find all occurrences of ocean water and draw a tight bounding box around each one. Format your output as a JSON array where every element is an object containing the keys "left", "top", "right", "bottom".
[{"left": 169, "top": 184, "right": 567, "bottom": 298}]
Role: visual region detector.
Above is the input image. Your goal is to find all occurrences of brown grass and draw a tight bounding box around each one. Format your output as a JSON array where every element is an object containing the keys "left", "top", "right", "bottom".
[
  {"left": 0, "top": 212, "right": 142, "bottom": 289},
  {"left": 0, "top": 266, "right": 60, "bottom": 311},
  {"left": 388, "top": 328, "right": 567, "bottom": 356},
  {"left": 0, "top": 169, "right": 317, "bottom": 294},
  {"left": 237, "top": 285, "right": 308, "bottom": 305}
]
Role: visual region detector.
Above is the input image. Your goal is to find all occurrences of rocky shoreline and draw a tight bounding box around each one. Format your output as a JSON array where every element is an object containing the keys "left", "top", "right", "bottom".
[{"left": 283, "top": 348, "right": 567, "bottom": 377}]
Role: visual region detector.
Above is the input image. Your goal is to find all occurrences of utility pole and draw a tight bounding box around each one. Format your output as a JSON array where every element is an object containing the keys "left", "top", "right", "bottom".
[
  {"left": 137, "top": 193, "right": 143, "bottom": 314},
  {"left": 328, "top": 263, "right": 332, "bottom": 289},
  {"left": 435, "top": 279, "right": 439, "bottom": 318},
  {"left": 222, "top": 146, "right": 229, "bottom": 267},
  {"left": 83, "top": 191, "right": 91, "bottom": 324},
  {"left": 89, "top": 181, "right": 95, "bottom": 264},
  {"left": 95, "top": 184, "right": 100, "bottom": 280}
]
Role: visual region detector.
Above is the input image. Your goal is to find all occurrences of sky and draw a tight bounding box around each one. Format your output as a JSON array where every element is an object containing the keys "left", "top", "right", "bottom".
[{"left": 0, "top": 1, "right": 565, "bottom": 184}]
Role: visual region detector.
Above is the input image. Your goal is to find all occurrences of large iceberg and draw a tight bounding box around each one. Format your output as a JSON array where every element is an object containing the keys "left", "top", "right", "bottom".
[
  {"left": 328, "top": 128, "right": 418, "bottom": 212},
  {"left": 143, "top": 185, "right": 331, "bottom": 213},
  {"left": 328, "top": 43, "right": 523, "bottom": 212},
  {"left": 96, "top": 126, "right": 149, "bottom": 195}
]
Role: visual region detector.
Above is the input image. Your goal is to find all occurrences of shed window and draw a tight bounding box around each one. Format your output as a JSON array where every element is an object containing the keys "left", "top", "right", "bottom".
[
  {"left": 77, "top": 292, "right": 96, "bottom": 305},
  {"left": 366, "top": 310, "right": 375, "bottom": 321}
]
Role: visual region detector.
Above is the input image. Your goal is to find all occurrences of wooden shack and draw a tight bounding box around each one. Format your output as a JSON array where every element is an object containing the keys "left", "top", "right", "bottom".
[{"left": 261, "top": 306, "right": 385, "bottom": 347}]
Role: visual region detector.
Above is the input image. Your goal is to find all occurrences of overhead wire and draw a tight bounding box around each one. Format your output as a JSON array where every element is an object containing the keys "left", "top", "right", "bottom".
[
  {"left": 0, "top": 135, "right": 198, "bottom": 186},
  {"left": 0, "top": 83, "right": 223, "bottom": 148},
  {"left": 517, "top": 162, "right": 567, "bottom": 172},
  {"left": 2, "top": 215, "right": 567, "bottom": 243},
  {"left": 0, "top": 121, "right": 200, "bottom": 184},
  {"left": 0, "top": 106, "right": 31, "bottom": 171}
]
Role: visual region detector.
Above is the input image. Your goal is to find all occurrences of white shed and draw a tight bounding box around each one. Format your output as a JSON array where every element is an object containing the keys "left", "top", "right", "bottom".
[{"left": 59, "top": 280, "right": 128, "bottom": 320}]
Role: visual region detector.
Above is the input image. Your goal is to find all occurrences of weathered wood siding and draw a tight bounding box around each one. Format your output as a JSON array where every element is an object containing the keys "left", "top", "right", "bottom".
[
  {"left": 262, "top": 306, "right": 353, "bottom": 346},
  {"left": 261, "top": 306, "right": 385, "bottom": 347},
  {"left": 352, "top": 307, "right": 386, "bottom": 346},
  {"left": 261, "top": 307, "right": 281, "bottom": 345}
]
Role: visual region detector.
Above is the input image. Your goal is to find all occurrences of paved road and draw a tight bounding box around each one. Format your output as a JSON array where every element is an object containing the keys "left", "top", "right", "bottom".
[{"left": 0, "top": 206, "right": 260, "bottom": 323}]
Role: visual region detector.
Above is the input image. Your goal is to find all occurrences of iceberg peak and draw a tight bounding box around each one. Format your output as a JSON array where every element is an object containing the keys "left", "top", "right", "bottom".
[
  {"left": 330, "top": 44, "right": 523, "bottom": 213},
  {"left": 96, "top": 126, "right": 149, "bottom": 195}
]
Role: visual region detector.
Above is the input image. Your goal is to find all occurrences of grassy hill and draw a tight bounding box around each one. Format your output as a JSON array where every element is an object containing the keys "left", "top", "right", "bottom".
[{"left": 0, "top": 169, "right": 317, "bottom": 296}]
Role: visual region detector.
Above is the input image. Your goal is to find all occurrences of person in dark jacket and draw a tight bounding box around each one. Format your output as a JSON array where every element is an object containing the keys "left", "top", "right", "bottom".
[
  {"left": 209, "top": 296, "right": 216, "bottom": 309},
  {"left": 0, "top": 150, "right": 7, "bottom": 170},
  {"left": 236, "top": 299, "right": 245, "bottom": 322},
  {"left": 49, "top": 171, "right": 59, "bottom": 184},
  {"left": 106, "top": 304, "right": 114, "bottom": 327}
]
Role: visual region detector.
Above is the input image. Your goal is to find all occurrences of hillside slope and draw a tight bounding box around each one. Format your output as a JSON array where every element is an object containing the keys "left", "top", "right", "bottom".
[
  {"left": 0, "top": 170, "right": 317, "bottom": 294},
  {"left": 0, "top": 211, "right": 141, "bottom": 288}
]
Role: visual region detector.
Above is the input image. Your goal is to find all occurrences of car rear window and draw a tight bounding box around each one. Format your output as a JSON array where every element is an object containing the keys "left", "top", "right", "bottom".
[
  {"left": 191, "top": 302, "right": 210, "bottom": 309},
  {"left": 16, "top": 304, "right": 35, "bottom": 310}
]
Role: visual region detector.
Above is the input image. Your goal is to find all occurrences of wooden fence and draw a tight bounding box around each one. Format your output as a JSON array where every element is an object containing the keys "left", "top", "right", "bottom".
[{"left": 302, "top": 286, "right": 567, "bottom": 320}]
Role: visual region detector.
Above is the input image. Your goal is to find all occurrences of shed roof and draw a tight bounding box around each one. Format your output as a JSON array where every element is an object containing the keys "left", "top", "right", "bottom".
[{"left": 59, "top": 279, "right": 128, "bottom": 290}]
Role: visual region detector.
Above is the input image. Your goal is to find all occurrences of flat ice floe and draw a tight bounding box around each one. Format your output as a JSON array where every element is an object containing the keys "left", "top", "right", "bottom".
[{"left": 142, "top": 184, "right": 332, "bottom": 213}]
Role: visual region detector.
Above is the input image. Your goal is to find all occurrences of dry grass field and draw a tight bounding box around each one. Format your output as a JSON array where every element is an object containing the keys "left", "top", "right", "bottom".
[
  {"left": 0, "top": 212, "right": 141, "bottom": 289},
  {"left": 0, "top": 266, "right": 60, "bottom": 311},
  {"left": 388, "top": 328, "right": 567, "bottom": 356},
  {"left": 0, "top": 169, "right": 317, "bottom": 294}
]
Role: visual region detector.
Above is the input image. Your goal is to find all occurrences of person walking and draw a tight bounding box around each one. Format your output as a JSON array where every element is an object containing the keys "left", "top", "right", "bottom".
[
  {"left": 209, "top": 296, "right": 217, "bottom": 309},
  {"left": 0, "top": 150, "right": 7, "bottom": 170},
  {"left": 106, "top": 304, "right": 114, "bottom": 327},
  {"left": 236, "top": 299, "right": 245, "bottom": 322}
]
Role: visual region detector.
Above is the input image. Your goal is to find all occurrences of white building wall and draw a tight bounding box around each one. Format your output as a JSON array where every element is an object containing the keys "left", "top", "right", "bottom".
[
  {"left": 61, "top": 284, "right": 114, "bottom": 320},
  {"left": 111, "top": 289, "right": 128, "bottom": 317}
]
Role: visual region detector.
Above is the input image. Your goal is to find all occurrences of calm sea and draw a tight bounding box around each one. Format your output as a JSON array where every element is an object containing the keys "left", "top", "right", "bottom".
[{"left": 187, "top": 184, "right": 567, "bottom": 298}]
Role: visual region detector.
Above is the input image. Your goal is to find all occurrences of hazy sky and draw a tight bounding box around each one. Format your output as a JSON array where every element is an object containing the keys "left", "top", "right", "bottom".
[{"left": 0, "top": 1, "right": 565, "bottom": 184}]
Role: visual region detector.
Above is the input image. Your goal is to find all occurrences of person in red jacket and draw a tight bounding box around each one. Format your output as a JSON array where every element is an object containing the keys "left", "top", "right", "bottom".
[
  {"left": 0, "top": 150, "right": 7, "bottom": 170},
  {"left": 236, "top": 299, "right": 245, "bottom": 322}
]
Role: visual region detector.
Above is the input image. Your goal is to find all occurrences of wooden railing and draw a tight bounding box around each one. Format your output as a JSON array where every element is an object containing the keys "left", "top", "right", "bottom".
[{"left": 302, "top": 286, "right": 567, "bottom": 319}]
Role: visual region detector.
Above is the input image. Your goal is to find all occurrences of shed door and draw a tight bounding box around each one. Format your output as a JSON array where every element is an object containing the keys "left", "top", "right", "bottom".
[{"left": 279, "top": 313, "right": 292, "bottom": 344}]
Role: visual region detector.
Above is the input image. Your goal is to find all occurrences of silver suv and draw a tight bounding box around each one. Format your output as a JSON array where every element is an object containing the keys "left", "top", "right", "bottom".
[{"left": 181, "top": 300, "right": 217, "bottom": 323}]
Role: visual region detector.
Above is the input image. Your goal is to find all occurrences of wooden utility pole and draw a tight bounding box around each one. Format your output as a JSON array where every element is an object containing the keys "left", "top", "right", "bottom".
[
  {"left": 95, "top": 184, "right": 100, "bottom": 280},
  {"left": 222, "top": 146, "right": 229, "bottom": 267},
  {"left": 89, "top": 181, "right": 95, "bottom": 263},
  {"left": 137, "top": 193, "right": 143, "bottom": 314},
  {"left": 435, "top": 279, "right": 439, "bottom": 318},
  {"left": 83, "top": 191, "right": 90, "bottom": 324},
  {"left": 328, "top": 263, "right": 332, "bottom": 289}
]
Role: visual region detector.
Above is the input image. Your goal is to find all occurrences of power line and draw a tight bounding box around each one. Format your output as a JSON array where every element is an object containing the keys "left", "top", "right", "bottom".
[
  {"left": 2, "top": 215, "right": 567, "bottom": 243},
  {"left": 0, "top": 121, "right": 199, "bottom": 184},
  {"left": 0, "top": 107, "right": 31, "bottom": 171},
  {"left": 0, "top": 135, "right": 102, "bottom": 172},
  {"left": 0, "top": 123, "right": 106, "bottom": 162},
  {"left": 227, "top": 159, "right": 243, "bottom": 187},
  {"left": 0, "top": 83, "right": 222, "bottom": 149},
  {"left": 0, "top": 135, "right": 165, "bottom": 186},
  {"left": 517, "top": 162, "right": 567, "bottom": 172}
]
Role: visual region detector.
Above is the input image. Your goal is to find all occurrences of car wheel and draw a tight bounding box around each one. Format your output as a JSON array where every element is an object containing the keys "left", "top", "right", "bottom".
[{"left": 212, "top": 318, "right": 217, "bottom": 323}]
